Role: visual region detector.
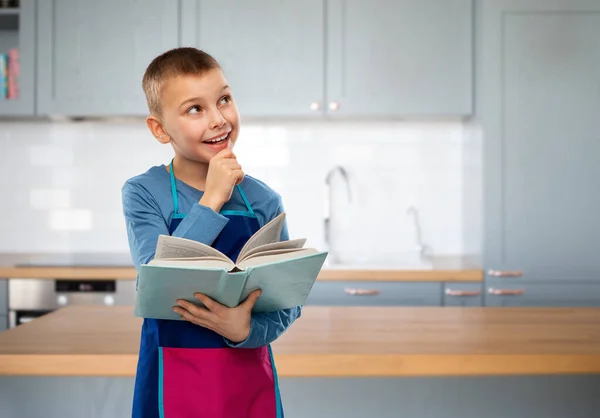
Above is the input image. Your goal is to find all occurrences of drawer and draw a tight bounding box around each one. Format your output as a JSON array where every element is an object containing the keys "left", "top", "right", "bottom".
[
  {"left": 305, "top": 282, "right": 442, "bottom": 306},
  {"left": 485, "top": 280, "right": 600, "bottom": 307},
  {"left": 0, "top": 279, "right": 6, "bottom": 314},
  {"left": 443, "top": 283, "right": 483, "bottom": 307}
]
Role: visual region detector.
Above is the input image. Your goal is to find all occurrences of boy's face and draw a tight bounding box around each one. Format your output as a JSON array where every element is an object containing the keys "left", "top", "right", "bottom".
[{"left": 149, "top": 69, "right": 240, "bottom": 163}]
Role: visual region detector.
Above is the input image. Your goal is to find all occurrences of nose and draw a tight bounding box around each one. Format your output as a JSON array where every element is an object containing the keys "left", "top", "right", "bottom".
[{"left": 209, "top": 108, "right": 226, "bottom": 130}]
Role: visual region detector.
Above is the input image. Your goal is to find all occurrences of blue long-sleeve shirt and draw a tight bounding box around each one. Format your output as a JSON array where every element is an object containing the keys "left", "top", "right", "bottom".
[{"left": 121, "top": 164, "right": 301, "bottom": 348}]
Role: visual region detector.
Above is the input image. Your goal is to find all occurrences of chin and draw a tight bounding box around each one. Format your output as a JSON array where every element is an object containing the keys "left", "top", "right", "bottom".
[
  {"left": 188, "top": 147, "right": 225, "bottom": 163},
  {"left": 176, "top": 149, "right": 210, "bottom": 164}
]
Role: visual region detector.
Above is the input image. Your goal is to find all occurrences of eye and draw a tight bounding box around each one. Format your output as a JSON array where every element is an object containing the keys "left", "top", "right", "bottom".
[
  {"left": 219, "top": 95, "right": 231, "bottom": 106},
  {"left": 187, "top": 105, "right": 201, "bottom": 114}
]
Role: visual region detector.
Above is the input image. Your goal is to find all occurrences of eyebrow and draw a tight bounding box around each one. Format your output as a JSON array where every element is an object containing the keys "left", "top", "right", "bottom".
[{"left": 179, "top": 85, "right": 230, "bottom": 108}]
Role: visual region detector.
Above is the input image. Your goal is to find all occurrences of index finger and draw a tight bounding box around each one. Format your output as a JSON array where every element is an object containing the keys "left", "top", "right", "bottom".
[
  {"left": 174, "top": 299, "right": 211, "bottom": 319},
  {"left": 194, "top": 293, "right": 222, "bottom": 312}
]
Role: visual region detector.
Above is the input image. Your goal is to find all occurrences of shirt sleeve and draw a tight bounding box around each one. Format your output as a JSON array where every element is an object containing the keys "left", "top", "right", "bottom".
[
  {"left": 121, "top": 181, "right": 229, "bottom": 271},
  {"left": 225, "top": 194, "right": 303, "bottom": 348}
]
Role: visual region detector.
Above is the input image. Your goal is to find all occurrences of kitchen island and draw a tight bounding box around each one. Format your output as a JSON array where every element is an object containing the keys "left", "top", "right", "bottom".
[{"left": 0, "top": 306, "right": 598, "bottom": 417}]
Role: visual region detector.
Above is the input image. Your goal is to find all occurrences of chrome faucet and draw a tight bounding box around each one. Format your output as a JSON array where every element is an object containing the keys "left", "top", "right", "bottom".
[
  {"left": 406, "top": 205, "right": 430, "bottom": 260},
  {"left": 324, "top": 166, "right": 352, "bottom": 263}
]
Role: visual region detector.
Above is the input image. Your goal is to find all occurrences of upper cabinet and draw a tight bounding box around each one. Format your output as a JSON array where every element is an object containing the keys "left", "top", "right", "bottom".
[
  {"left": 181, "top": 0, "right": 326, "bottom": 118},
  {"left": 180, "top": 0, "right": 473, "bottom": 118},
  {"left": 35, "top": 0, "right": 179, "bottom": 117},
  {"left": 3, "top": 0, "right": 473, "bottom": 118},
  {"left": 326, "top": 0, "right": 473, "bottom": 117},
  {"left": 0, "top": 0, "right": 35, "bottom": 116}
]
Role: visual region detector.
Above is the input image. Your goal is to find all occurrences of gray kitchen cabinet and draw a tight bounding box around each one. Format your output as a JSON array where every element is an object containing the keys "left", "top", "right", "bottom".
[
  {"left": 180, "top": 0, "right": 325, "bottom": 118},
  {"left": 485, "top": 279, "right": 600, "bottom": 307},
  {"left": 326, "top": 0, "right": 473, "bottom": 117},
  {"left": 279, "top": 377, "right": 600, "bottom": 418},
  {"left": 2, "top": 375, "right": 599, "bottom": 418},
  {"left": 180, "top": 0, "right": 472, "bottom": 118},
  {"left": 443, "top": 282, "right": 483, "bottom": 307},
  {"left": 35, "top": 0, "right": 179, "bottom": 116},
  {"left": 0, "top": 279, "right": 6, "bottom": 316},
  {"left": 0, "top": 316, "right": 6, "bottom": 332},
  {"left": 305, "top": 281, "right": 442, "bottom": 306},
  {"left": 0, "top": 0, "right": 35, "bottom": 116},
  {"left": 480, "top": 0, "right": 600, "bottom": 290}
]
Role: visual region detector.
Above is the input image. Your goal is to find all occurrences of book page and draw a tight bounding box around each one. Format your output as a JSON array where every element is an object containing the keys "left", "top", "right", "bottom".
[
  {"left": 236, "top": 212, "right": 286, "bottom": 262},
  {"left": 148, "top": 256, "right": 234, "bottom": 271},
  {"left": 238, "top": 248, "right": 319, "bottom": 270},
  {"left": 155, "top": 235, "right": 231, "bottom": 263},
  {"left": 238, "top": 238, "right": 306, "bottom": 263}
]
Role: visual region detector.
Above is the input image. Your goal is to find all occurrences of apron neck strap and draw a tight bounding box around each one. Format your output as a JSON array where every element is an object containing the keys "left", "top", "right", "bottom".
[
  {"left": 236, "top": 184, "right": 255, "bottom": 216},
  {"left": 169, "top": 159, "right": 180, "bottom": 215},
  {"left": 171, "top": 159, "right": 254, "bottom": 216}
]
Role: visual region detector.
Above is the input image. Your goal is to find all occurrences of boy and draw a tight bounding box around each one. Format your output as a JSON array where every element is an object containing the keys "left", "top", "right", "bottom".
[{"left": 122, "top": 47, "right": 300, "bottom": 418}]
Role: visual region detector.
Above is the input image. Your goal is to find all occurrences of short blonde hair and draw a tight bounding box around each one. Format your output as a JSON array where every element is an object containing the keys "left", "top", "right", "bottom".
[{"left": 142, "top": 47, "right": 221, "bottom": 117}]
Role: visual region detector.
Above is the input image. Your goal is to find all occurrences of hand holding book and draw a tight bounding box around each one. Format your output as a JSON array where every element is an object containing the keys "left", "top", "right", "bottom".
[{"left": 172, "top": 289, "right": 262, "bottom": 343}]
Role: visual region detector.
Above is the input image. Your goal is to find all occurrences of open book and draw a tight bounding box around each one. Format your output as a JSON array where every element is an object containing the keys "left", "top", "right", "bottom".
[{"left": 134, "top": 212, "right": 328, "bottom": 320}]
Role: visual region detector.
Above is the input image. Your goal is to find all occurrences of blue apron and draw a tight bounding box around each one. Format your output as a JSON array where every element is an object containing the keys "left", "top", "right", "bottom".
[{"left": 132, "top": 160, "right": 282, "bottom": 418}]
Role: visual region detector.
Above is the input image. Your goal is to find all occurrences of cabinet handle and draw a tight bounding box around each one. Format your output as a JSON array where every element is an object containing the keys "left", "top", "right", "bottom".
[
  {"left": 488, "top": 288, "right": 525, "bottom": 296},
  {"left": 488, "top": 270, "right": 523, "bottom": 277},
  {"left": 310, "top": 102, "right": 320, "bottom": 111},
  {"left": 445, "top": 289, "right": 481, "bottom": 297},
  {"left": 329, "top": 101, "right": 340, "bottom": 111},
  {"left": 345, "top": 288, "right": 380, "bottom": 296}
]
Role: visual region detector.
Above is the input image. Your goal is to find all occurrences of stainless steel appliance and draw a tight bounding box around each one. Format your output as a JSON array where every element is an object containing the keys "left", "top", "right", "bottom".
[{"left": 8, "top": 278, "right": 136, "bottom": 327}]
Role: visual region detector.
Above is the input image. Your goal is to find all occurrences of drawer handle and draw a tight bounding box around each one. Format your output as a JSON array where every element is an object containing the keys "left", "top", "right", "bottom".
[
  {"left": 488, "top": 288, "right": 525, "bottom": 296},
  {"left": 488, "top": 270, "right": 523, "bottom": 277},
  {"left": 445, "top": 289, "right": 481, "bottom": 297},
  {"left": 344, "top": 288, "right": 380, "bottom": 296}
]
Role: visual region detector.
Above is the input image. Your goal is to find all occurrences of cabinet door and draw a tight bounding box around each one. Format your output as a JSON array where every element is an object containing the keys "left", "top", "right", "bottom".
[
  {"left": 0, "top": 0, "right": 35, "bottom": 116},
  {"left": 481, "top": 0, "right": 600, "bottom": 283},
  {"left": 0, "top": 279, "right": 6, "bottom": 316},
  {"left": 181, "top": 0, "right": 325, "bottom": 118},
  {"left": 326, "top": 0, "right": 472, "bottom": 117},
  {"left": 443, "top": 283, "right": 483, "bottom": 307},
  {"left": 305, "top": 281, "right": 442, "bottom": 306},
  {"left": 485, "top": 280, "right": 600, "bottom": 307},
  {"left": 36, "top": 0, "right": 179, "bottom": 116},
  {"left": 0, "top": 316, "right": 5, "bottom": 332}
]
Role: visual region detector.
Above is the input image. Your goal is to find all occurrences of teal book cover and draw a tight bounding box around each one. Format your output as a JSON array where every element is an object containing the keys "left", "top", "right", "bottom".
[{"left": 134, "top": 213, "right": 329, "bottom": 320}]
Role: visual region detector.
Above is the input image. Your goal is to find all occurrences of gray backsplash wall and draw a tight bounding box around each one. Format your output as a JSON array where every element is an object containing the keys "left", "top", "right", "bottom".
[{"left": 0, "top": 119, "right": 482, "bottom": 259}]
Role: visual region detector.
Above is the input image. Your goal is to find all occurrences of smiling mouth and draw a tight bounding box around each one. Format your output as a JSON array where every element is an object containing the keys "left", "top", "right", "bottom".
[{"left": 203, "top": 132, "right": 230, "bottom": 145}]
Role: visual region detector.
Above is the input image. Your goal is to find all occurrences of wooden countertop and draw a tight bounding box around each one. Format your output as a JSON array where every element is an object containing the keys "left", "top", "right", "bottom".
[
  {"left": 0, "top": 305, "right": 598, "bottom": 377},
  {"left": 0, "top": 253, "right": 482, "bottom": 282}
]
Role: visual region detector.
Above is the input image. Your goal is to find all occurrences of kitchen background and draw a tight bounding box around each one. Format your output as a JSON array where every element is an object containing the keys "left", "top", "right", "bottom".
[
  {"left": 1, "top": 0, "right": 599, "bottom": 417},
  {"left": 1, "top": 0, "right": 598, "bottom": 310},
  {"left": 0, "top": 0, "right": 483, "bottom": 264}
]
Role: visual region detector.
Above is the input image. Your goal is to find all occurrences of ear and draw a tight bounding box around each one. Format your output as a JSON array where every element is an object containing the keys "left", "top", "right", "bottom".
[{"left": 146, "top": 115, "right": 171, "bottom": 144}]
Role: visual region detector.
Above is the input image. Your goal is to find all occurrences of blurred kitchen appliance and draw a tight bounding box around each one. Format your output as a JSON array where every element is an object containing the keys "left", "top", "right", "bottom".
[{"left": 8, "top": 278, "right": 136, "bottom": 327}]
